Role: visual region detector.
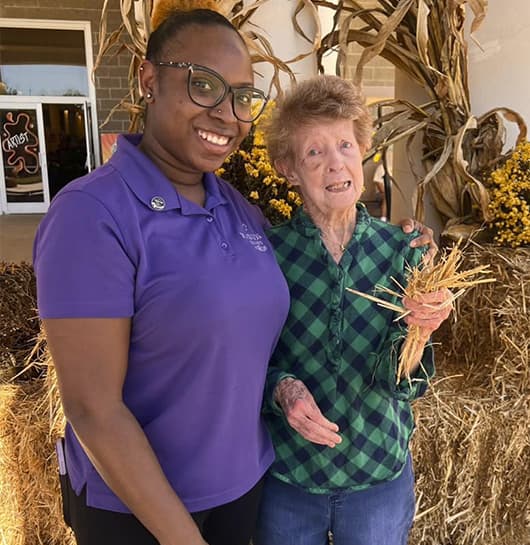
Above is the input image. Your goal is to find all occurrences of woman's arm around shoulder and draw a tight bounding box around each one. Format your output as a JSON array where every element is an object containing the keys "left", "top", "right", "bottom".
[{"left": 398, "top": 218, "right": 438, "bottom": 263}]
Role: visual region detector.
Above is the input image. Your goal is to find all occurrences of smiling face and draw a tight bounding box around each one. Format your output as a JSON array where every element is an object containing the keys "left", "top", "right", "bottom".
[
  {"left": 139, "top": 23, "right": 254, "bottom": 185},
  {"left": 278, "top": 118, "right": 366, "bottom": 218}
]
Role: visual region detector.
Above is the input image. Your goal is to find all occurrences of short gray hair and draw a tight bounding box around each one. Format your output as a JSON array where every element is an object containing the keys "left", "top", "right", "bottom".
[{"left": 265, "top": 75, "right": 373, "bottom": 168}]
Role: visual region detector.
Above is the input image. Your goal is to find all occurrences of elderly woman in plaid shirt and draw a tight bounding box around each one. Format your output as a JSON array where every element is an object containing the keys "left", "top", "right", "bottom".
[{"left": 255, "top": 75, "right": 452, "bottom": 545}]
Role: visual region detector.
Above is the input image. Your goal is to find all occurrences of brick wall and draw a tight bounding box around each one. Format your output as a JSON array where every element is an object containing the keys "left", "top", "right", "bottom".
[
  {"left": 340, "top": 0, "right": 395, "bottom": 101},
  {"left": 0, "top": 0, "right": 133, "bottom": 133},
  {"left": 1, "top": 0, "right": 395, "bottom": 128},
  {"left": 344, "top": 45, "right": 395, "bottom": 100}
]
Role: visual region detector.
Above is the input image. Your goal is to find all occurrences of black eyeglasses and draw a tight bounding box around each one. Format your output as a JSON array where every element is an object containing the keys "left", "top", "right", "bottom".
[{"left": 154, "top": 61, "right": 268, "bottom": 123}]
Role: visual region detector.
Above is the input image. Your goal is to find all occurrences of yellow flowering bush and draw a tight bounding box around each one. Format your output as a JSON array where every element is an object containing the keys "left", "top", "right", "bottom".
[
  {"left": 217, "top": 102, "right": 302, "bottom": 225},
  {"left": 487, "top": 140, "right": 530, "bottom": 247}
]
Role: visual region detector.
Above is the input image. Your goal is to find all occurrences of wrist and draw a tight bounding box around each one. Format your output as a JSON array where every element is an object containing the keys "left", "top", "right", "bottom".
[{"left": 273, "top": 377, "right": 296, "bottom": 405}]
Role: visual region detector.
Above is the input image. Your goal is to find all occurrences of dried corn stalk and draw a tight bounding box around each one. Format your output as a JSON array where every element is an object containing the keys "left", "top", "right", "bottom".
[
  {"left": 347, "top": 241, "right": 495, "bottom": 382},
  {"left": 94, "top": 0, "right": 323, "bottom": 131},
  {"left": 310, "top": 0, "right": 527, "bottom": 237},
  {"left": 97, "top": 0, "right": 528, "bottom": 239}
]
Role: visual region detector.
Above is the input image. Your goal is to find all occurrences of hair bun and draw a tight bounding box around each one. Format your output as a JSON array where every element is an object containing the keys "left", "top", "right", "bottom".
[{"left": 151, "top": 0, "right": 229, "bottom": 31}]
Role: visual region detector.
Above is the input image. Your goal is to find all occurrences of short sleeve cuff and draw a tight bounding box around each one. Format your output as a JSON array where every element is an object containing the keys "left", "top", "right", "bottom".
[{"left": 34, "top": 190, "right": 136, "bottom": 319}]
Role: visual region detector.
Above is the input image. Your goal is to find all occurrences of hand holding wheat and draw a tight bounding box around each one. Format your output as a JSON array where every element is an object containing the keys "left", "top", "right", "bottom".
[
  {"left": 347, "top": 242, "right": 495, "bottom": 383},
  {"left": 402, "top": 289, "right": 453, "bottom": 331}
]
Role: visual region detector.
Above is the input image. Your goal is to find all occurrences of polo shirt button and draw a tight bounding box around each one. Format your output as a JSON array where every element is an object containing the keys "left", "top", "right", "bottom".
[
  {"left": 206, "top": 216, "right": 214, "bottom": 223},
  {"left": 221, "top": 242, "right": 229, "bottom": 250}
]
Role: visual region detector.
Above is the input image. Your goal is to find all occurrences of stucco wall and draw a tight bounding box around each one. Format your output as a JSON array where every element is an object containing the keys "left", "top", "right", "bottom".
[{"left": 468, "top": 0, "right": 530, "bottom": 149}]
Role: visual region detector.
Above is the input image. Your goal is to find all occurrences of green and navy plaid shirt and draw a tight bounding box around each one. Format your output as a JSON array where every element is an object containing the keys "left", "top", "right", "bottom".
[{"left": 264, "top": 204, "right": 434, "bottom": 493}]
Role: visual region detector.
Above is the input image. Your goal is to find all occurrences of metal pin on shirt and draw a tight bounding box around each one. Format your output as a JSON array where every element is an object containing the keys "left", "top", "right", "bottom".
[{"left": 150, "top": 196, "right": 166, "bottom": 211}]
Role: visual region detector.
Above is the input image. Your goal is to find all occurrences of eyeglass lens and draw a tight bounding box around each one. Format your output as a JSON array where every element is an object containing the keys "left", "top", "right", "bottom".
[{"left": 188, "top": 68, "right": 266, "bottom": 122}]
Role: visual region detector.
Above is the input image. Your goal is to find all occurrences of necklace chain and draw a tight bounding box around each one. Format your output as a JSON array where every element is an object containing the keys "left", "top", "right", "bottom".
[{"left": 321, "top": 231, "right": 348, "bottom": 253}]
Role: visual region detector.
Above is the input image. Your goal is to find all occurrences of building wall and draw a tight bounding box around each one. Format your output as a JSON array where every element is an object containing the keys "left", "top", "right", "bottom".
[
  {"left": 1, "top": 0, "right": 395, "bottom": 132},
  {"left": 244, "top": 0, "right": 318, "bottom": 92},
  {"left": 341, "top": 0, "right": 394, "bottom": 100},
  {"left": 468, "top": 0, "right": 530, "bottom": 149},
  {"left": 0, "top": 0, "right": 132, "bottom": 134},
  {"left": 316, "top": 0, "right": 395, "bottom": 100},
  {"left": 344, "top": 44, "right": 394, "bottom": 101},
  {"left": 248, "top": 0, "right": 394, "bottom": 100}
]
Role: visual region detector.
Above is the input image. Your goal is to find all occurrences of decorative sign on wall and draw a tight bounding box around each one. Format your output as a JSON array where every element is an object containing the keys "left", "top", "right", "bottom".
[
  {"left": 1, "top": 111, "right": 40, "bottom": 177},
  {"left": 100, "top": 133, "right": 120, "bottom": 164}
]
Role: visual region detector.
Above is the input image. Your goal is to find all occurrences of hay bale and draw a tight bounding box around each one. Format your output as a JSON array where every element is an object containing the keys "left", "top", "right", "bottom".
[
  {"left": 434, "top": 245, "right": 530, "bottom": 397},
  {"left": 410, "top": 244, "right": 530, "bottom": 545},
  {"left": 0, "top": 262, "right": 40, "bottom": 382},
  {"left": 0, "top": 363, "right": 73, "bottom": 545},
  {"left": 1, "top": 245, "right": 528, "bottom": 545},
  {"left": 410, "top": 386, "right": 530, "bottom": 545}
]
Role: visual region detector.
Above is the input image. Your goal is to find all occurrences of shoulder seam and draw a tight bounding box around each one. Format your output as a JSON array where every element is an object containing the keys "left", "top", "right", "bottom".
[{"left": 53, "top": 172, "right": 129, "bottom": 244}]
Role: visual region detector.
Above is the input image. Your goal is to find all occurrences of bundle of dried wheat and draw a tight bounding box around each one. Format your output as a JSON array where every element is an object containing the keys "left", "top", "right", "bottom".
[
  {"left": 397, "top": 243, "right": 495, "bottom": 380},
  {"left": 347, "top": 242, "right": 495, "bottom": 382}
]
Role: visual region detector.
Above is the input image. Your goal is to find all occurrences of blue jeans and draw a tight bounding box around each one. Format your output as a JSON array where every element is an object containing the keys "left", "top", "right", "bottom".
[{"left": 254, "top": 455, "right": 415, "bottom": 545}]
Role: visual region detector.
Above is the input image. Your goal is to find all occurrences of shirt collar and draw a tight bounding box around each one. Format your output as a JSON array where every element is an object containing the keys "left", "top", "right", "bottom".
[{"left": 110, "top": 134, "right": 227, "bottom": 214}]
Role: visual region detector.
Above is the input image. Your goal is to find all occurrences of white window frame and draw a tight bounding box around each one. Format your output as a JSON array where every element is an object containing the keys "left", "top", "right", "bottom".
[{"left": 0, "top": 18, "right": 101, "bottom": 170}]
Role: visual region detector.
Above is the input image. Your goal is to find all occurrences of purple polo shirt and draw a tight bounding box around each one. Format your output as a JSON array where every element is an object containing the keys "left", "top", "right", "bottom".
[{"left": 34, "top": 134, "right": 290, "bottom": 513}]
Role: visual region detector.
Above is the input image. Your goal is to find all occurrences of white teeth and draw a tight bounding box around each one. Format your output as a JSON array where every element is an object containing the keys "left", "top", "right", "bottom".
[
  {"left": 198, "top": 130, "right": 229, "bottom": 146},
  {"left": 326, "top": 181, "right": 351, "bottom": 191}
]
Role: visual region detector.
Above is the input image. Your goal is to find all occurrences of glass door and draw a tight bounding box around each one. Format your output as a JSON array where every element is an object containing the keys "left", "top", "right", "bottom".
[
  {"left": 42, "top": 102, "right": 90, "bottom": 200},
  {"left": 0, "top": 104, "right": 50, "bottom": 213}
]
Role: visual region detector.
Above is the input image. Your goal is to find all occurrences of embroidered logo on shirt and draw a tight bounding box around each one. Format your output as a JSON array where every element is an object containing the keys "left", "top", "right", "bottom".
[{"left": 239, "top": 224, "right": 268, "bottom": 252}]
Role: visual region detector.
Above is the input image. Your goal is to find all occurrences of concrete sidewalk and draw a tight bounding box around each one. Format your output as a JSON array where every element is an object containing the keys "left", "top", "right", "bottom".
[{"left": 0, "top": 214, "right": 43, "bottom": 263}]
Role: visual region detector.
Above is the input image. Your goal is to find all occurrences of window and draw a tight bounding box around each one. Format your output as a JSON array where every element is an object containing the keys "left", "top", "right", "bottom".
[{"left": 0, "top": 28, "right": 88, "bottom": 96}]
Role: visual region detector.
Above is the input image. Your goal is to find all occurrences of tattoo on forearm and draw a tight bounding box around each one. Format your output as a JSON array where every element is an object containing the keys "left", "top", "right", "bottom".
[{"left": 275, "top": 379, "right": 309, "bottom": 413}]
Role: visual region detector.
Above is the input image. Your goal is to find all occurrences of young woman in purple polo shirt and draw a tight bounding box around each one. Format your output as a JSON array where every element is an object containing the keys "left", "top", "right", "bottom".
[{"left": 34, "top": 8, "right": 437, "bottom": 545}]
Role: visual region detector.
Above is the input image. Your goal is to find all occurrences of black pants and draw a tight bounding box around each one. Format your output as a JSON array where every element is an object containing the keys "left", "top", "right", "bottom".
[{"left": 61, "top": 473, "right": 264, "bottom": 545}]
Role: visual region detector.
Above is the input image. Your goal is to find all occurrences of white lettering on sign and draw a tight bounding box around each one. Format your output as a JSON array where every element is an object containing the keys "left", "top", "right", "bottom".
[{"left": 5, "top": 131, "right": 30, "bottom": 151}]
